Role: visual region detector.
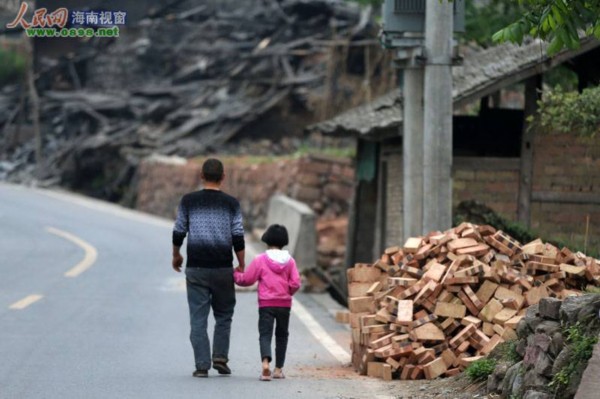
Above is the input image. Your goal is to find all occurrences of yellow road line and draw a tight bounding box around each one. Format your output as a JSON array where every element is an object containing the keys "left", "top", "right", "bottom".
[
  {"left": 9, "top": 294, "right": 43, "bottom": 310},
  {"left": 45, "top": 227, "right": 98, "bottom": 277}
]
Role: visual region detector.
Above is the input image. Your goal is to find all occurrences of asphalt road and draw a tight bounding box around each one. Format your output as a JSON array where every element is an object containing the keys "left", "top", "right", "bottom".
[{"left": 0, "top": 183, "right": 388, "bottom": 399}]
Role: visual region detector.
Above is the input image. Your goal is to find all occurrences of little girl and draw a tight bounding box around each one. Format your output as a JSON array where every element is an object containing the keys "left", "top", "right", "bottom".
[{"left": 234, "top": 224, "right": 301, "bottom": 381}]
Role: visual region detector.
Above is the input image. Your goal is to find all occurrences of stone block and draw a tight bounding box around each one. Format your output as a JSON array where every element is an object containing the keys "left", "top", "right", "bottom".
[
  {"left": 323, "top": 183, "right": 353, "bottom": 202},
  {"left": 500, "top": 361, "right": 523, "bottom": 397},
  {"left": 549, "top": 332, "right": 564, "bottom": 358},
  {"left": 524, "top": 345, "right": 542, "bottom": 367},
  {"left": 523, "top": 369, "right": 550, "bottom": 391},
  {"left": 517, "top": 318, "right": 532, "bottom": 339},
  {"left": 538, "top": 297, "right": 562, "bottom": 320},
  {"left": 552, "top": 346, "right": 574, "bottom": 376},
  {"left": 533, "top": 315, "right": 560, "bottom": 335},
  {"left": 267, "top": 195, "right": 316, "bottom": 272},
  {"left": 561, "top": 294, "right": 600, "bottom": 325},
  {"left": 291, "top": 185, "right": 321, "bottom": 203},
  {"left": 516, "top": 338, "right": 527, "bottom": 357},
  {"left": 523, "top": 391, "right": 552, "bottom": 399},
  {"left": 532, "top": 333, "right": 552, "bottom": 352},
  {"left": 525, "top": 316, "right": 544, "bottom": 335},
  {"left": 534, "top": 352, "right": 554, "bottom": 378}
]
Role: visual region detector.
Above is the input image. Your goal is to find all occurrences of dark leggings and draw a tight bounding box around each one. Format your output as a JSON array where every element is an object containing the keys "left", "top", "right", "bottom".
[{"left": 258, "top": 307, "right": 291, "bottom": 368}]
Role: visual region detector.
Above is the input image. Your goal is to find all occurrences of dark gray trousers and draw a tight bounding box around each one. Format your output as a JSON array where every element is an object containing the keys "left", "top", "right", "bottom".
[{"left": 186, "top": 267, "right": 236, "bottom": 370}]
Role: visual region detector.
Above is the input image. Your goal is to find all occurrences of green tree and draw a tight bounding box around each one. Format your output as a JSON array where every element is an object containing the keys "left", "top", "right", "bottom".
[
  {"left": 493, "top": 0, "right": 600, "bottom": 55},
  {"left": 352, "top": 1, "right": 600, "bottom": 55},
  {"left": 465, "top": 0, "right": 525, "bottom": 47}
]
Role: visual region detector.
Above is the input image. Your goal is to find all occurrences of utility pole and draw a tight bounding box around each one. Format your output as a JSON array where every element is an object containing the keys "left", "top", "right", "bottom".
[
  {"left": 403, "top": 65, "right": 424, "bottom": 238},
  {"left": 382, "top": 1, "right": 462, "bottom": 239},
  {"left": 422, "top": 0, "right": 454, "bottom": 233}
]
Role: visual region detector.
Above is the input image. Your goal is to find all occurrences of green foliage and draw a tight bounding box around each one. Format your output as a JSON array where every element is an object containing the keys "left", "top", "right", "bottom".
[
  {"left": 585, "top": 286, "right": 600, "bottom": 294},
  {"left": 534, "top": 85, "right": 600, "bottom": 137},
  {"left": 494, "top": 341, "right": 521, "bottom": 363},
  {"left": 293, "top": 143, "right": 356, "bottom": 159},
  {"left": 348, "top": 0, "right": 383, "bottom": 6},
  {"left": 0, "top": 47, "right": 26, "bottom": 86},
  {"left": 465, "top": 358, "right": 497, "bottom": 382},
  {"left": 464, "top": 0, "right": 525, "bottom": 47},
  {"left": 550, "top": 322, "right": 599, "bottom": 393},
  {"left": 493, "top": 0, "right": 600, "bottom": 55}
]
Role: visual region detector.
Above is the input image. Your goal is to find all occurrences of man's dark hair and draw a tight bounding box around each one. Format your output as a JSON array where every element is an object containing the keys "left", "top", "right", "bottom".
[
  {"left": 261, "top": 224, "right": 289, "bottom": 249},
  {"left": 202, "top": 158, "right": 224, "bottom": 183}
]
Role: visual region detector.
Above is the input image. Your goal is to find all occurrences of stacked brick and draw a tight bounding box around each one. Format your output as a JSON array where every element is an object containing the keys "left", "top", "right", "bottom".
[{"left": 346, "top": 223, "right": 600, "bottom": 380}]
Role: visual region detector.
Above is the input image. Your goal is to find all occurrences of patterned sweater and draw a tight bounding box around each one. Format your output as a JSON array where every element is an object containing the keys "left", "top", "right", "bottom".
[{"left": 172, "top": 189, "right": 245, "bottom": 268}]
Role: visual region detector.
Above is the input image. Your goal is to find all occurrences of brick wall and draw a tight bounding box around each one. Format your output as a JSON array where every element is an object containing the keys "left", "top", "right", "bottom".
[
  {"left": 136, "top": 154, "right": 355, "bottom": 273},
  {"left": 453, "top": 157, "right": 520, "bottom": 221},
  {"left": 530, "top": 133, "right": 600, "bottom": 251},
  {"left": 382, "top": 145, "right": 404, "bottom": 249},
  {"left": 136, "top": 154, "right": 354, "bottom": 229},
  {"left": 378, "top": 155, "right": 520, "bottom": 247},
  {"left": 136, "top": 155, "right": 200, "bottom": 219}
]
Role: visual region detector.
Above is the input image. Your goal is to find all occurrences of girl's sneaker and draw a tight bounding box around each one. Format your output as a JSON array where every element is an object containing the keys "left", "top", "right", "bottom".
[{"left": 273, "top": 369, "right": 285, "bottom": 379}]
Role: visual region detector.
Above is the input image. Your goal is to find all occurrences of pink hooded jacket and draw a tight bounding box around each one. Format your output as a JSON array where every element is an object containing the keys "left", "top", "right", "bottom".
[{"left": 234, "top": 249, "right": 301, "bottom": 308}]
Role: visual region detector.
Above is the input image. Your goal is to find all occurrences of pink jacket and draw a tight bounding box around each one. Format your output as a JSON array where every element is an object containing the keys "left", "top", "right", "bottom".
[{"left": 234, "top": 250, "right": 301, "bottom": 308}]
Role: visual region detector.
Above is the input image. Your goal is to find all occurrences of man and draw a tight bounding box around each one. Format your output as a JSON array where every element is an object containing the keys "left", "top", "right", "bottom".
[{"left": 172, "top": 158, "right": 245, "bottom": 378}]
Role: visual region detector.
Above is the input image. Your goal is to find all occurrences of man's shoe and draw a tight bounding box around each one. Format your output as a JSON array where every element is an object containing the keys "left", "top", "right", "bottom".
[
  {"left": 212, "top": 361, "right": 231, "bottom": 375},
  {"left": 193, "top": 369, "right": 208, "bottom": 378}
]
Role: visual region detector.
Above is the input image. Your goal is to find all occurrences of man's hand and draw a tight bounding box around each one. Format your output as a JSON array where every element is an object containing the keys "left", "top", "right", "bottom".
[
  {"left": 172, "top": 253, "right": 183, "bottom": 273},
  {"left": 234, "top": 249, "right": 245, "bottom": 274}
]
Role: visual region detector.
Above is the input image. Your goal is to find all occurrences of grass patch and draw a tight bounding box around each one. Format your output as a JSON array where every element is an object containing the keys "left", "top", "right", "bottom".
[
  {"left": 549, "top": 322, "right": 599, "bottom": 394},
  {"left": 192, "top": 145, "right": 355, "bottom": 166},
  {"left": 585, "top": 286, "right": 600, "bottom": 294},
  {"left": 490, "top": 340, "right": 521, "bottom": 364},
  {"left": 465, "top": 358, "right": 497, "bottom": 382},
  {"left": 293, "top": 144, "right": 356, "bottom": 159}
]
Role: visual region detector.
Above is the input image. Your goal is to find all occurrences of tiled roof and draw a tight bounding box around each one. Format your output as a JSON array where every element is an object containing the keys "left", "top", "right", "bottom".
[{"left": 310, "top": 37, "right": 600, "bottom": 139}]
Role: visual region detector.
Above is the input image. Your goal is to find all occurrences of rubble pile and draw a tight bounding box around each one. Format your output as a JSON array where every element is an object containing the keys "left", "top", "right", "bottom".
[
  {"left": 345, "top": 223, "right": 600, "bottom": 380},
  {"left": 0, "top": 0, "right": 382, "bottom": 199}
]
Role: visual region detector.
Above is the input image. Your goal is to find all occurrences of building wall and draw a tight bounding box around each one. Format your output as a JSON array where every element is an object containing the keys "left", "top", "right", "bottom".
[
  {"left": 381, "top": 143, "right": 403, "bottom": 249},
  {"left": 530, "top": 133, "right": 600, "bottom": 251},
  {"left": 453, "top": 157, "right": 520, "bottom": 221},
  {"left": 379, "top": 154, "right": 520, "bottom": 246},
  {"left": 378, "top": 133, "right": 599, "bottom": 253}
]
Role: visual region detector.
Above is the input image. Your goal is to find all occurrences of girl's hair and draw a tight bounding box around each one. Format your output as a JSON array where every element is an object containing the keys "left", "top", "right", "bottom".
[{"left": 261, "top": 224, "right": 289, "bottom": 248}]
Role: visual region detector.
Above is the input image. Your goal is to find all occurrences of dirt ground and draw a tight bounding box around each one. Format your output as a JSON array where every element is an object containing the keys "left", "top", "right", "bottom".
[{"left": 295, "top": 363, "right": 494, "bottom": 399}]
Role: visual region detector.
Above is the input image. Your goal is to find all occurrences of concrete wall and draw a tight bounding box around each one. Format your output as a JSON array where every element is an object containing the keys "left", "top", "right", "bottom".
[{"left": 266, "top": 195, "right": 317, "bottom": 272}]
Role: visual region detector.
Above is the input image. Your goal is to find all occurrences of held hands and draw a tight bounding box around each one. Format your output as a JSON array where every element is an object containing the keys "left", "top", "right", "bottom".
[{"left": 172, "top": 253, "right": 184, "bottom": 273}]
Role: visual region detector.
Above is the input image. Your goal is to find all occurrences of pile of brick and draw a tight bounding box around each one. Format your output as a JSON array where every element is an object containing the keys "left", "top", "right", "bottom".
[{"left": 345, "top": 223, "right": 600, "bottom": 381}]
